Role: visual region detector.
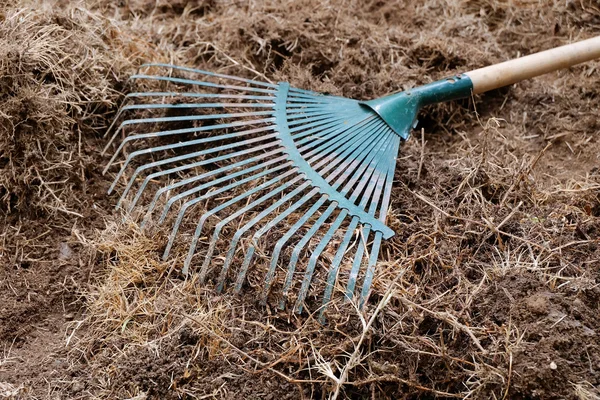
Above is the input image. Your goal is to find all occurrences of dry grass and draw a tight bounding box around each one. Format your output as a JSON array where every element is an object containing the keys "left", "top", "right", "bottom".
[{"left": 0, "top": 0, "right": 599, "bottom": 399}]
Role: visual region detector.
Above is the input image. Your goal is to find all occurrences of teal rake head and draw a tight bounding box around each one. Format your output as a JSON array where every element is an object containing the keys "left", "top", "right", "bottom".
[
  {"left": 102, "top": 64, "right": 471, "bottom": 316},
  {"left": 103, "top": 38, "right": 600, "bottom": 317}
]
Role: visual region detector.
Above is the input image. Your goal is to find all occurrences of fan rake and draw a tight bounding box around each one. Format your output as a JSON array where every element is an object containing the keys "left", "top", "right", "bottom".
[
  {"left": 103, "top": 64, "right": 399, "bottom": 315},
  {"left": 103, "top": 36, "right": 600, "bottom": 316}
]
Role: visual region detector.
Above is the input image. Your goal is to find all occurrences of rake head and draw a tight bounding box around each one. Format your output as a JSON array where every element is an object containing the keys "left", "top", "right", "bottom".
[{"left": 104, "top": 64, "right": 412, "bottom": 317}]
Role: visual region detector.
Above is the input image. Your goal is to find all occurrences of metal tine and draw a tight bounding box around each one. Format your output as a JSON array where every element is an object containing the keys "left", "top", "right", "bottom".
[
  {"left": 319, "top": 216, "right": 359, "bottom": 321},
  {"left": 285, "top": 104, "right": 348, "bottom": 113},
  {"left": 345, "top": 135, "right": 397, "bottom": 300},
  {"left": 294, "top": 119, "right": 378, "bottom": 168},
  {"left": 129, "top": 74, "right": 277, "bottom": 95},
  {"left": 130, "top": 144, "right": 284, "bottom": 216},
  {"left": 103, "top": 101, "right": 273, "bottom": 154},
  {"left": 286, "top": 112, "right": 352, "bottom": 131},
  {"left": 287, "top": 110, "right": 356, "bottom": 134},
  {"left": 358, "top": 136, "right": 400, "bottom": 308},
  {"left": 108, "top": 103, "right": 344, "bottom": 163},
  {"left": 154, "top": 152, "right": 287, "bottom": 224},
  {"left": 103, "top": 92, "right": 275, "bottom": 148},
  {"left": 294, "top": 210, "right": 348, "bottom": 313},
  {"left": 195, "top": 171, "right": 301, "bottom": 281},
  {"left": 233, "top": 187, "right": 321, "bottom": 292},
  {"left": 288, "top": 87, "right": 349, "bottom": 99},
  {"left": 291, "top": 126, "right": 391, "bottom": 312},
  {"left": 106, "top": 109, "right": 273, "bottom": 161},
  {"left": 114, "top": 110, "right": 273, "bottom": 127},
  {"left": 285, "top": 95, "right": 355, "bottom": 107},
  {"left": 261, "top": 196, "right": 328, "bottom": 302},
  {"left": 312, "top": 122, "right": 388, "bottom": 189},
  {"left": 286, "top": 106, "right": 353, "bottom": 121},
  {"left": 212, "top": 112, "right": 377, "bottom": 288},
  {"left": 287, "top": 90, "right": 352, "bottom": 102},
  {"left": 139, "top": 148, "right": 284, "bottom": 222},
  {"left": 114, "top": 112, "right": 356, "bottom": 206},
  {"left": 291, "top": 110, "right": 373, "bottom": 148},
  {"left": 290, "top": 114, "right": 365, "bottom": 143},
  {"left": 216, "top": 182, "right": 312, "bottom": 292},
  {"left": 111, "top": 131, "right": 278, "bottom": 199},
  {"left": 119, "top": 102, "right": 275, "bottom": 112},
  {"left": 163, "top": 162, "right": 293, "bottom": 263},
  {"left": 136, "top": 63, "right": 279, "bottom": 89},
  {"left": 299, "top": 117, "right": 378, "bottom": 163},
  {"left": 313, "top": 131, "right": 394, "bottom": 318},
  {"left": 123, "top": 92, "right": 275, "bottom": 100},
  {"left": 230, "top": 121, "right": 382, "bottom": 293},
  {"left": 308, "top": 132, "right": 392, "bottom": 316},
  {"left": 285, "top": 109, "right": 345, "bottom": 123},
  {"left": 175, "top": 167, "right": 296, "bottom": 267},
  {"left": 109, "top": 122, "right": 274, "bottom": 180},
  {"left": 257, "top": 120, "right": 385, "bottom": 302},
  {"left": 105, "top": 118, "right": 275, "bottom": 174},
  {"left": 286, "top": 104, "right": 362, "bottom": 117},
  {"left": 279, "top": 202, "right": 338, "bottom": 309},
  {"left": 313, "top": 124, "right": 393, "bottom": 304},
  {"left": 286, "top": 96, "right": 346, "bottom": 105},
  {"left": 107, "top": 105, "right": 321, "bottom": 166}
]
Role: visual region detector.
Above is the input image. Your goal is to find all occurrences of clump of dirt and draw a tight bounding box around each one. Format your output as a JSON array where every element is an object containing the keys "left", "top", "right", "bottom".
[{"left": 1, "top": 0, "right": 599, "bottom": 399}]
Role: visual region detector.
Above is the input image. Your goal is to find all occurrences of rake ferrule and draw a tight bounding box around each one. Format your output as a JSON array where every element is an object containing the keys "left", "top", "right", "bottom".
[{"left": 361, "top": 74, "right": 473, "bottom": 138}]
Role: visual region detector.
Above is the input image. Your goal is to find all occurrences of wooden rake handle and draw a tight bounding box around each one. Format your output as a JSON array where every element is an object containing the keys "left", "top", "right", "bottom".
[{"left": 465, "top": 36, "right": 600, "bottom": 94}]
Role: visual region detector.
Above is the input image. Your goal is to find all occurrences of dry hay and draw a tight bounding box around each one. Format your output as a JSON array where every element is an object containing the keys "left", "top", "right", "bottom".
[{"left": 0, "top": 0, "right": 599, "bottom": 399}]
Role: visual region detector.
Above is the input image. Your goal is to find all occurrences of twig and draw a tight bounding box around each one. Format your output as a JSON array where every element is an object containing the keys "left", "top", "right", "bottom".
[{"left": 349, "top": 375, "right": 464, "bottom": 398}]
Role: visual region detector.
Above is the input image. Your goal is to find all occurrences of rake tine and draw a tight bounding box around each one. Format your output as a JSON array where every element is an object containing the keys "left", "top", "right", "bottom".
[
  {"left": 105, "top": 110, "right": 273, "bottom": 165},
  {"left": 359, "top": 231, "right": 383, "bottom": 309},
  {"left": 216, "top": 181, "right": 312, "bottom": 292},
  {"left": 307, "top": 125, "right": 390, "bottom": 313},
  {"left": 345, "top": 135, "right": 396, "bottom": 299},
  {"left": 103, "top": 90, "right": 276, "bottom": 153},
  {"left": 290, "top": 114, "right": 365, "bottom": 144},
  {"left": 130, "top": 74, "right": 277, "bottom": 94},
  {"left": 137, "top": 63, "right": 279, "bottom": 88},
  {"left": 294, "top": 210, "right": 348, "bottom": 313},
  {"left": 139, "top": 150, "right": 285, "bottom": 222},
  {"left": 104, "top": 118, "right": 275, "bottom": 176},
  {"left": 273, "top": 123, "right": 385, "bottom": 310},
  {"left": 303, "top": 117, "right": 381, "bottom": 168},
  {"left": 132, "top": 147, "right": 284, "bottom": 216},
  {"left": 313, "top": 121, "right": 388, "bottom": 185},
  {"left": 198, "top": 174, "right": 303, "bottom": 282},
  {"left": 123, "top": 91, "right": 275, "bottom": 101},
  {"left": 156, "top": 158, "right": 289, "bottom": 225},
  {"left": 279, "top": 202, "right": 338, "bottom": 309},
  {"left": 358, "top": 138, "right": 400, "bottom": 307},
  {"left": 319, "top": 216, "right": 359, "bottom": 321},
  {"left": 114, "top": 134, "right": 279, "bottom": 207},
  {"left": 163, "top": 163, "right": 293, "bottom": 261},
  {"left": 104, "top": 109, "right": 274, "bottom": 162},
  {"left": 233, "top": 187, "right": 321, "bottom": 292},
  {"left": 298, "top": 121, "right": 379, "bottom": 170},
  {"left": 180, "top": 168, "right": 296, "bottom": 273},
  {"left": 261, "top": 195, "right": 328, "bottom": 303},
  {"left": 115, "top": 111, "right": 274, "bottom": 126}
]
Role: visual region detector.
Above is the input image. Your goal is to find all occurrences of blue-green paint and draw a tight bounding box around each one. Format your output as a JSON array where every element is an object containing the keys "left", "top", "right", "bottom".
[{"left": 361, "top": 74, "right": 473, "bottom": 138}]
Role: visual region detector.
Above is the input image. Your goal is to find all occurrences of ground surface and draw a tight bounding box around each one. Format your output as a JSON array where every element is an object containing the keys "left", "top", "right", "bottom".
[{"left": 0, "top": 0, "right": 599, "bottom": 399}]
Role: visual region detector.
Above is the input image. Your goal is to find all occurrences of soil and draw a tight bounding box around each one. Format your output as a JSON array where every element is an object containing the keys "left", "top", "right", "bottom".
[{"left": 1, "top": 0, "right": 599, "bottom": 399}]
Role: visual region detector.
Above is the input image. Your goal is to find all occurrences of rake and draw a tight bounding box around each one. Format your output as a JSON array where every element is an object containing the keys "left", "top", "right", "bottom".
[{"left": 104, "top": 36, "right": 600, "bottom": 316}]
